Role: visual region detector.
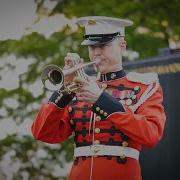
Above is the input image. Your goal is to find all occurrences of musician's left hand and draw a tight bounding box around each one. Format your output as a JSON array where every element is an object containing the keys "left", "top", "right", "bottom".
[{"left": 75, "top": 76, "right": 103, "bottom": 104}]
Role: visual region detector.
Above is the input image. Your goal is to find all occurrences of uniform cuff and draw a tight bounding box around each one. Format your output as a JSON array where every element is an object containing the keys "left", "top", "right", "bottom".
[
  {"left": 49, "top": 91, "right": 75, "bottom": 108},
  {"left": 92, "top": 92, "right": 125, "bottom": 118}
]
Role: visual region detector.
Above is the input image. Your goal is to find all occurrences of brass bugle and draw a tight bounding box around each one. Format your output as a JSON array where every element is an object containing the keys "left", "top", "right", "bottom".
[
  {"left": 41, "top": 59, "right": 100, "bottom": 91},
  {"left": 63, "top": 60, "right": 99, "bottom": 76}
]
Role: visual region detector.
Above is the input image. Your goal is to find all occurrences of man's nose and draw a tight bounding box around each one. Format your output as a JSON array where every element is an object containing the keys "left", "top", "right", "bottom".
[{"left": 94, "top": 46, "right": 102, "bottom": 56}]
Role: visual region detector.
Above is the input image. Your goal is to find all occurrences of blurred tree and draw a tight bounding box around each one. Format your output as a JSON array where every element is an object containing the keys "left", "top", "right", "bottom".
[
  {"left": 36, "top": 0, "right": 180, "bottom": 58},
  {"left": 0, "top": 26, "right": 84, "bottom": 178}
]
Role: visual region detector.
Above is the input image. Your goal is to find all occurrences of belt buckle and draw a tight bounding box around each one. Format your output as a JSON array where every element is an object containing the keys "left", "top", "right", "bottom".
[{"left": 90, "top": 144, "right": 103, "bottom": 155}]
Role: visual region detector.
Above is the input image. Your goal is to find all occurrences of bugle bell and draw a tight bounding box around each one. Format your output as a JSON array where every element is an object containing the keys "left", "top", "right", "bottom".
[{"left": 41, "top": 60, "right": 99, "bottom": 92}]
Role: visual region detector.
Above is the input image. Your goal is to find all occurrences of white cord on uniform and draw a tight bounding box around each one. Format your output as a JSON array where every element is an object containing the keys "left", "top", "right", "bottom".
[
  {"left": 89, "top": 113, "right": 96, "bottom": 180},
  {"left": 89, "top": 111, "right": 93, "bottom": 135}
]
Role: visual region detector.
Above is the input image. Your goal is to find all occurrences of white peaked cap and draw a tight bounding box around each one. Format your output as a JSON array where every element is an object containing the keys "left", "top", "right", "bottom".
[{"left": 76, "top": 16, "right": 133, "bottom": 36}]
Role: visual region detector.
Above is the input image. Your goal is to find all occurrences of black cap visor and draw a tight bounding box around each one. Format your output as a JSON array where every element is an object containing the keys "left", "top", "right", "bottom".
[{"left": 81, "top": 32, "right": 121, "bottom": 46}]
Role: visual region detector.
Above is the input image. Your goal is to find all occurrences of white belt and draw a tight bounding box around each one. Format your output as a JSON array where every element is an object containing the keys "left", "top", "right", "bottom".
[{"left": 74, "top": 145, "right": 139, "bottom": 160}]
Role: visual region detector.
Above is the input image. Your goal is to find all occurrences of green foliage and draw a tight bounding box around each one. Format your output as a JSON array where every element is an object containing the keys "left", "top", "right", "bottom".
[
  {"left": 0, "top": 26, "right": 81, "bottom": 179},
  {"left": 127, "top": 32, "right": 166, "bottom": 58},
  {"left": 50, "top": 0, "right": 180, "bottom": 57},
  {"left": 0, "top": 134, "right": 71, "bottom": 179}
]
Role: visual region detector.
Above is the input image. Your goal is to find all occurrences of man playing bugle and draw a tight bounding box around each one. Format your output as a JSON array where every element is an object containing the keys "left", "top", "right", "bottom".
[{"left": 32, "top": 16, "right": 166, "bottom": 180}]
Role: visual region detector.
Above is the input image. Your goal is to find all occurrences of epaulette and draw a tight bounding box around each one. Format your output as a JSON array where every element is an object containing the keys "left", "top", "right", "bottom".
[
  {"left": 127, "top": 72, "right": 160, "bottom": 112},
  {"left": 126, "top": 72, "right": 158, "bottom": 85}
]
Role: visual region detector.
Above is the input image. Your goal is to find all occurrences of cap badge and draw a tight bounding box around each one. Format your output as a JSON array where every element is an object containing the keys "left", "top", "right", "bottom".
[{"left": 88, "top": 19, "right": 96, "bottom": 25}]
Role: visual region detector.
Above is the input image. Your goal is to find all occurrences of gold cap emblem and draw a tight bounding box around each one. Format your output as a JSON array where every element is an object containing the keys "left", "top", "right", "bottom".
[{"left": 88, "top": 19, "right": 96, "bottom": 25}]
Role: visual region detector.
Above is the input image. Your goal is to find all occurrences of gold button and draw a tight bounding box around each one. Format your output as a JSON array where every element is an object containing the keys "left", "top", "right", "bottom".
[
  {"left": 132, "top": 95, "right": 136, "bottom": 100},
  {"left": 100, "top": 110, "right": 104, "bottom": 114},
  {"left": 68, "top": 106, "right": 72, "bottom": 112},
  {"left": 104, "top": 112, "right": 108, "bottom": 117},
  {"left": 95, "top": 128, "right": 100, "bottom": 134},
  {"left": 96, "top": 107, "right": 100, "bottom": 111},
  {"left": 101, "top": 84, "right": 107, "bottom": 89},
  {"left": 70, "top": 119, "right": 74, "bottom": 125},
  {"left": 126, "top": 99, "right": 132, "bottom": 106},
  {"left": 94, "top": 140, "right": 100, "bottom": 144},
  {"left": 57, "top": 95, "right": 62, "bottom": 100},
  {"left": 122, "top": 141, "right": 128, "bottom": 147},
  {"left": 95, "top": 116, "right": 101, "bottom": 121},
  {"left": 120, "top": 100, "right": 125, "bottom": 105},
  {"left": 134, "top": 86, "right": 140, "bottom": 91}
]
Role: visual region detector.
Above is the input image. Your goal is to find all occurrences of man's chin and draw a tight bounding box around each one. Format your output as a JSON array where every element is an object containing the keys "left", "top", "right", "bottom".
[{"left": 98, "top": 66, "right": 108, "bottom": 74}]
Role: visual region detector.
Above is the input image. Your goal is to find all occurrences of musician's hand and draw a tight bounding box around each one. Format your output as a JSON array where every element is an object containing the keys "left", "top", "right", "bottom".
[
  {"left": 64, "top": 52, "right": 83, "bottom": 85},
  {"left": 64, "top": 52, "right": 83, "bottom": 66},
  {"left": 76, "top": 76, "right": 103, "bottom": 104}
]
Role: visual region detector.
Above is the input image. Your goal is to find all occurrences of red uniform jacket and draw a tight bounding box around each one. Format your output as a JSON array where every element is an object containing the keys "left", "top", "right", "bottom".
[{"left": 32, "top": 71, "right": 166, "bottom": 180}]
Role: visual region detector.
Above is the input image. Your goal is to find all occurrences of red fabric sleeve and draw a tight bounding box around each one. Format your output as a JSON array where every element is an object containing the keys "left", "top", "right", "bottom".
[
  {"left": 107, "top": 86, "right": 166, "bottom": 147},
  {"left": 31, "top": 102, "right": 72, "bottom": 144}
]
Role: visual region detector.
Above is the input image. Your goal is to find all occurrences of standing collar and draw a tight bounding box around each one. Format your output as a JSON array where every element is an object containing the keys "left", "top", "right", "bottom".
[{"left": 99, "top": 70, "right": 126, "bottom": 82}]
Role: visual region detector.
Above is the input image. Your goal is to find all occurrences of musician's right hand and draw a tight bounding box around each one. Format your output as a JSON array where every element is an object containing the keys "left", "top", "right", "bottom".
[{"left": 63, "top": 52, "right": 83, "bottom": 85}]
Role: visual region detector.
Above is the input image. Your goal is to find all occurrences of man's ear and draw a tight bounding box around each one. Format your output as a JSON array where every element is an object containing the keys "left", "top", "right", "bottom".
[{"left": 119, "top": 40, "right": 126, "bottom": 52}]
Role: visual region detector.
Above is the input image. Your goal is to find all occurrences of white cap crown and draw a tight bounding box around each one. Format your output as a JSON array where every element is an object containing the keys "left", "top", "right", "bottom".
[{"left": 76, "top": 16, "right": 133, "bottom": 36}]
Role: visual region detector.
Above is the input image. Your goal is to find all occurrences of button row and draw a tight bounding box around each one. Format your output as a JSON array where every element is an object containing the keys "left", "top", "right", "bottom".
[
  {"left": 95, "top": 106, "right": 108, "bottom": 117},
  {"left": 54, "top": 93, "right": 63, "bottom": 104}
]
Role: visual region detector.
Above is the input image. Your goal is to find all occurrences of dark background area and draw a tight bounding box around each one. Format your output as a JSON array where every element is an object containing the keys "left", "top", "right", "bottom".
[{"left": 124, "top": 48, "right": 180, "bottom": 180}]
